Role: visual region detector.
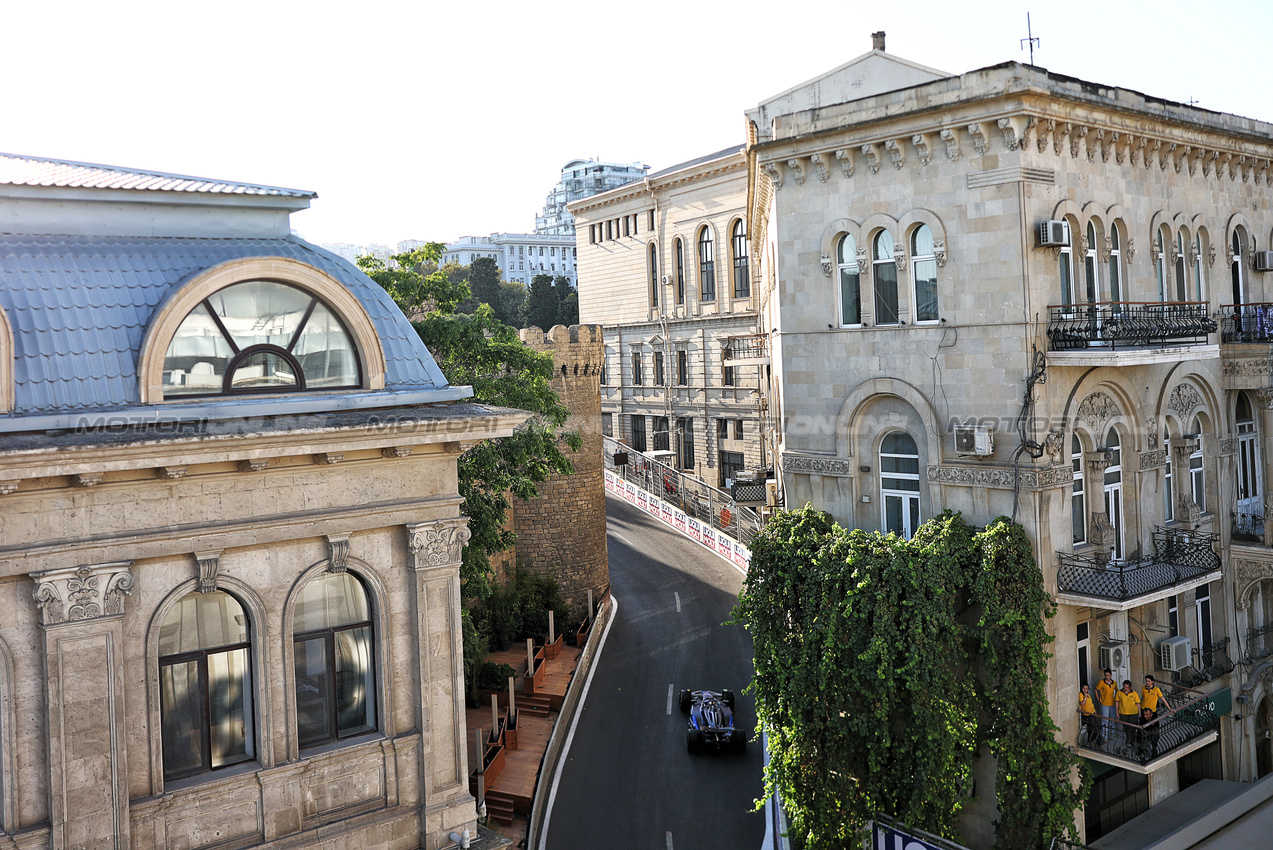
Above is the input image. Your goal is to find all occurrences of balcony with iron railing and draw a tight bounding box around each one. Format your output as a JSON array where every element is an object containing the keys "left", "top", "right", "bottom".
[
  {"left": 1055, "top": 527, "right": 1221, "bottom": 609},
  {"left": 1172, "top": 637, "right": 1236, "bottom": 688},
  {"left": 1077, "top": 682, "right": 1220, "bottom": 771},
  {"left": 1220, "top": 303, "right": 1273, "bottom": 343},
  {"left": 721, "top": 333, "right": 770, "bottom": 366},
  {"left": 1046, "top": 301, "right": 1218, "bottom": 367},
  {"left": 1248, "top": 624, "right": 1273, "bottom": 662},
  {"left": 1232, "top": 509, "right": 1266, "bottom": 545}
]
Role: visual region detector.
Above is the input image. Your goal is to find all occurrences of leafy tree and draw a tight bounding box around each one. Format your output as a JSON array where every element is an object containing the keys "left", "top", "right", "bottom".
[
  {"left": 470, "top": 256, "right": 502, "bottom": 307},
  {"left": 735, "top": 506, "right": 1086, "bottom": 850},
  {"left": 497, "top": 280, "right": 528, "bottom": 328},
  {"left": 357, "top": 242, "right": 582, "bottom": 663},
  {"left": 554, "top": 275, "right": 579, "bottom": 325},
  {"left": 524, "top": 273, "right": 560, "bottom": 330}
]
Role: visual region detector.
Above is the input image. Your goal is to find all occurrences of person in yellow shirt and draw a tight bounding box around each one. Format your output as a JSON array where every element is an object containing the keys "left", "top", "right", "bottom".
[
  {"left": 1142, "top": 675, "right": 1171, "bottom": 717},
  {"left": 1095, "top": 668, "right": 1118, "bottom": 740},
  {"left": 1078, "top": 683, "right": 1100, "bottom": 745},
  {"left": 1116, "top": 679, "right": 1142, "bottom": 748}
]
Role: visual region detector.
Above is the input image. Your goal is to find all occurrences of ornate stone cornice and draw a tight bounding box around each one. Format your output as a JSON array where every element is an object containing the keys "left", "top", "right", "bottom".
[
  {"left": 31, "top": 562, "right": 134, "bottom": 626},
  {"left": 407, "top": 518, "right": 471, "bottom": 570},
  {"left": 926, "top": 464, "right": 1070, "bottom": 490},
  {"left": 1139, "top": 449, "right": 1167, "bottom": 470},
  {"left": 1223, "top": 358, "right": 1273, "bottom": 379},
  {"left": 783, "top": 454, "right": 855, "bottom": 476}
]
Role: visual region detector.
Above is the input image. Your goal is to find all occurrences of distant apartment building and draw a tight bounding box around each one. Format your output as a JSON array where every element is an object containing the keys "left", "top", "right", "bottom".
[
  {"left": 536, "top": 158, "right": 649, "bottom": 236},
  {"left": 440, "top": 233, "right": 577, "bottom": 288},
  {"left": 570, "top": 146, "right": 766, "bottom": 490}
]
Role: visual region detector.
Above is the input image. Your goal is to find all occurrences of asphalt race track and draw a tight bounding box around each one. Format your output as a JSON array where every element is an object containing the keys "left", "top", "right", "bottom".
[{"left": 541, "top": 495, "right": 766, "bottom": 850}]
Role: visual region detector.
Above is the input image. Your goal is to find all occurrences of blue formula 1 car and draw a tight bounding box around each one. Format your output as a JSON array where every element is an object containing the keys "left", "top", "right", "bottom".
[{"left": 679, "top": 688, "right": 747, "bottom": 754}]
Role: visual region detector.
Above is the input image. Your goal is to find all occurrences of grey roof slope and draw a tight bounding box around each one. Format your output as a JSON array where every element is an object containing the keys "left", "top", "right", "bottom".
[
  {"left": 0, "top": 153, "right": 314, "bottom": 197},
  {"left": 647, "top": 145, "right": 744, "bottom": 181},
  {"left": 0, "top": 234, "right": 449, "bottom": 416}
]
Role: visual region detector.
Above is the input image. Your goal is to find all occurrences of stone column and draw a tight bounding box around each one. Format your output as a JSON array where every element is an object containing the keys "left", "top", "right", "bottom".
[
  {"left": 30, "top": 562, "right": 134, "bottom": 850},
  {"left": 1084, "top": 451, "right": 1115, "bottom": 564},
  {"left": 406, "top": 519, "right": 475, "bottom": 845},
  {"left": 1257, "top": 389, "right": 1273, "bottom": 545}
]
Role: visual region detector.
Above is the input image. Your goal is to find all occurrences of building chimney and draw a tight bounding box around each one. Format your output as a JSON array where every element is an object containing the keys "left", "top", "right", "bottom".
[{"left": 872, "top": 31, "right": 886, "bottom": 52}]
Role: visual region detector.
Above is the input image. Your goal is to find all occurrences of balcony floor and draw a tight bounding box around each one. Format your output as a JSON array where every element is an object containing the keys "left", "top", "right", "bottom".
[
  {"left": 1078, "top": 729, "right": 1217, "bottom": 775},
  {"left": 1047, "top": 343, "right": 1219, "bottom": 367}
]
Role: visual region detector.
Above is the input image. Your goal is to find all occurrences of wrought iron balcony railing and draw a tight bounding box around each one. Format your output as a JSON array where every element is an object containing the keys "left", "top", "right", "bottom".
[
  {"left": 1173, "top": 637, "right": 1236, "bottom": 688},
  {"left": 1077, "top": 683, "right": 1219, "bottom": 766},
  {"left": 1047, "top": 301, "right": 1216, "bottom": 351},
  {"left": 1248, "top": 623, "right": 1273, "bottom": 661},
  {"left": 721, "top": 333, "right": 770, "bottom": 364},
  {"left": 1220, "top": 303, "right": 1273, "bottom": 343},
  {"left": 1056, "top": 527, "right": 1220, "bottom": 603},
  {"left": 1232, "top": 509, "right": 1265, "bottom": 544}
]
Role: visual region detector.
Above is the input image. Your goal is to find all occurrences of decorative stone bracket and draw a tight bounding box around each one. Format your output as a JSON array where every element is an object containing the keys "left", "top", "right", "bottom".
[
  {"left": 194, "top": 551, "right": 221, "bottom": 593},
  {"left": 31, "top": 562, "right": 134, "bottom": 626},
  {"left": 407, "top": 519, "right": 472, "bottom": 570},
  {"left": 327, "top": 535, "right": 350, "bottom": 574}
]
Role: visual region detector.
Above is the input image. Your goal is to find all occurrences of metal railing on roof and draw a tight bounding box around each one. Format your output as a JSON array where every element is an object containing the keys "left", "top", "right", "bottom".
[
  {"left": 1056, "top": 528, "right": 1220, "bottom": 602},
  {"left": 604, "top": 435, "right": 761, "bottom": 547}
]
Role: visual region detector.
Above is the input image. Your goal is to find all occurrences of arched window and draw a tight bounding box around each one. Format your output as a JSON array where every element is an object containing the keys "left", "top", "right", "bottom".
[
  {"left": 1059, "top": 221, "right": 1075, "bottom": 307},
  {"left": 1175, "top": 230, "right": 1189, "bottom": 302},
  {"left": 1194, "top": 232, "right": 1207, "bottom": 303},
  {"left": 1163, "top": 423, "right": 1174, "bottom": 522},
  {"left": 1232, "top": 228, "right": 1248, "bottom": 306},
  {"left": 1072, "top": 433, "right": 1086, "bottom": 544},
  {"left": 163, "top": 281, "right": 360, "bottom": 396},
  {"left": 911, "top": 224, "right": 938, "bottom": 322},
  {"left": 698, "top": 228, "right": 716, "bottom": 302},
  {"left": 731, "top": 220, "right": 750, "bottom": 298},
  {"left": 1155, "top": 228, "right": 1169, "bottom": 302},
  {"left": 1103, "top": 428, "right": 1124, "bottom": 561},
  {"left": 1190, "top": 416, "right": 1205, "bottom": 513},
  {"left": 873, "top": 230, "right": 899, "bottom": 325},
  {"left": 880, "top": 431, "right": 920, "bottom": 538},
  {"left": 159, "top": 590, "right": 254, "bottom": 780},
  {"left": 293, "top": 571, "right": 376, "bottom": 748},
  {"left": 837, "top": 234, "right": 862, "bottom": 326},
  {"left": 1084, "top": 221, "right": 1100, "bottom": 303},
  {"left": 675, "top": 238, "right": 685, "bottom": 305},
  {"left": 1237, "top": 393, "right": 1262, "bottom": 539},
  {"left": 1108, "top": 224, "right": 1124, "bottom": 305},
  {"left": 648, "top": 243, "right": 659, "bottom": 308}
]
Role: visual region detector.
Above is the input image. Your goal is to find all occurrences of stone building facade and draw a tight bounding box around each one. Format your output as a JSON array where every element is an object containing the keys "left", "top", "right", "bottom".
[
  {"left": 0, "top": 154, "right": 526, "bottom": 849},
  {"left": 535, "top": 158, "right": 648, "bottom": 237},
  {"left": 745, "top": 39, "right": 1273, "bottom": 842},
  {"left": 439, "top": 232, "right": 577, "bottom": 289},
  {"left": 570, "top": 147, "right": 767, "bottom": 491},
  {"left": 511, "top": 325, "right": 609, "bottom": 618}
]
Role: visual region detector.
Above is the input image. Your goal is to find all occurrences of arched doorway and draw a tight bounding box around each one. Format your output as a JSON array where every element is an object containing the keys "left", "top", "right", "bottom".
[{"left": 1257, "top": 696, "right": 1273, "bottom": 779}]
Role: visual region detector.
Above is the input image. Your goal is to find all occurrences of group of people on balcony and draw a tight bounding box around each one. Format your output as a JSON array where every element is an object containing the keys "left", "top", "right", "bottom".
[{"left": 1079, "top": 669, "right": 1172, "bottom": 758}]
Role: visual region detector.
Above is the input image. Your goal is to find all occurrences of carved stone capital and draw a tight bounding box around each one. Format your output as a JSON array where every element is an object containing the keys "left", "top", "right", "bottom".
[
  {"left": 1139, "top": 449, "right": 1167, "bottom": 470},
  {"left": 933, "top": 240, "right": 947, "bottom": 268},
  {"left": 834, "top": 147, "right": 855, "bottom": 177},
  {"left": 159, "top": 465, "right": 188, "bottom": 479},
  {"left": 407, "top": 518, "right": 472, "bottom": 570},
  {"left": 327, "top": 534, "right": 350, "bottom": 574},
  {"left": 194, "top": 551, "right": 220, "bottom": 593},
  {"left": 764, "top": 161, "right": 784, "bottom": 189},
  {"left": 31, "top": 562, "right": 134, "bottom": 626},
  {"left": 239, "top": 458, "right": 269, "bottom": 473},
  {"left": 884, "top": 138, "right": 905, "bottom": 169},
  {"left": 820, "top": 253, "right": 833, "bottom": 277},
  {"left": 73, "top": 473, "right": 102, "bottom": 487},
  {"left": 1257, "top": 388, "right": 1273, "bottom": 410},
  {"left": 786, "top": 158, "right": 806, "bottom": 185},
  {"left": 1088, "top": 512, "right": 1116, "bottom": 549},
  {"left": 1085, "top": 451, "right": 1112, "bottom": 475},
  {"left": 893, "top": 243, "right": 908, "bottom": 271},
  {"left": 860, "top": 143, "right": 881, "bottom": 174},
  {"left": 1070, "top": 125, "right": 1089, "bottom": 159},
  {"left": 1220, "top": 437, "right": 1238, "bottom": 456},
  {"left": 966, "top": 123, "right": 989, "bottom": 155},
  {"left": 911, "top": 133, "right": 932, "bottom": 166},
  {"left": 314, "top": 452, "right": 345, "bottom": 465},
  {"left": 810, "top": 152, "right": 829, "bottom": 183},
  {"left": 940, "top": 128, "right": 960, "bottom": 160},
  {"left": 1036, "top": 119, "right": 1054, "bottom": 153}
]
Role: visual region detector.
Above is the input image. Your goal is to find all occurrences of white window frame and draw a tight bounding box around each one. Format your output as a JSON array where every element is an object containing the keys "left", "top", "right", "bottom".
[
  {"left": 1108, "top": 224, "right": 1123, "bottom": 305},
  {"left": 1103, "top": 428, "right": 1125, "bottom": 561},
  {"left": 880, "top": 431, "right": 921, "bottom": 539},
  {"left": 1059, "top": 221, "right": 1075, "bottom": 308},
  {"left": 1190, "top": 416, "right": 1205, "bottom": 514},
  {"left": 1238, "top": 393, "right": 1262, "bottom": 522},
  {"left": 872, "top": 230, "right": 900, "bottom": 326},
  {"left": 910, "top": 224, "right": 939, "bottom": 324},
  {"left": 1072, "top": 433, "right": 1087, "bottom": 544},
  {"left": 1163, "top": 424, "right": 1174, "bottom": 522},
  {"left": 837, "top": 233, "right": 862, "bottom": 327},
  {"left": 1084, "top": 221, "right": 1100, "bottom": 304}
]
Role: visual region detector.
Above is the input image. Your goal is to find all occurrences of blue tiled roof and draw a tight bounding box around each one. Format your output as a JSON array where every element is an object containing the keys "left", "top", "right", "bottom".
[{"left": 0, "top": 235, "right": 450, "bottom": 416}]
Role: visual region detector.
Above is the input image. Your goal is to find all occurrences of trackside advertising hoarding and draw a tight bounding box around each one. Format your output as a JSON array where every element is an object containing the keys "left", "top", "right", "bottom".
[{"left": 605, "top": 470, "right": 751, "bottom": 570}]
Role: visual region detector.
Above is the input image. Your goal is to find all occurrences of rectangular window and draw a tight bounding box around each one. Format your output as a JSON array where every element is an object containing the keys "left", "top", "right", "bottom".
[
  {"left": 653, "top": 351, "right": 664, "bottom": 386},
  {"left": 1190, "top": 441, "right": 1205, "bottom": 513},
  {"left": 718, "top": 419, "right": 729, "bottom": 440},
  {"left": 631, "top": 415, "right": 647, "bottom": 452},
  {"left": 677, "top": 350, "right": 688, "bottom": 385},
  {"left": 600, "top": 355, "right": 608, "bottom": 385},
  {"left": 1168, "top": 595, "right": 1179, "bottom": 637},
  {"left": 606, "top": 221, "right": 612, "bottom": 240},
  {"left": 1197, "top": 584, "right": 1213, "bottom": 651},
  {"left": 602, "top": 412, "right": 613, "bottom": 437},
  {"left": 654, "top": 416, "right": 669, "bottom": 451},
  {"left": 1072, "top": 441, "right": 1086, "bottom": 544},
  {"left": 1085, "top": 768, "right": 1148, "bottom": 842},
  {"left": 676, "top": 241, "right": 685, "bottom": 304},
  {"left": 734, "top": 420, "right": 744, "bottom": 440},
  {"left": 679, "top": 417, "right": 694, "bottom": 469},
  {"left": 631, "top": 352, "right": 643, "bottom": 385},
  {"left": 720, "top": 450, "right": 745, "bottom": 489},
  {"left": 723, "top": 364, "right": 735, "bottom": 386},
  {"left": 1077, "top": 622, "right": 1090, "bottom": 688},
  {"left": 623, "top": 217, "right": 630, "bottom": 237},
  {"left": 648, "top": 210, "right": 655, "bottom": 231}
]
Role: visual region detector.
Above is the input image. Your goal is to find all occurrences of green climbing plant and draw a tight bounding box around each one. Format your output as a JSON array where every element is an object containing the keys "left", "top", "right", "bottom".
[{"left": 735, "top": 505, "right": 1087, "bottom": 850}]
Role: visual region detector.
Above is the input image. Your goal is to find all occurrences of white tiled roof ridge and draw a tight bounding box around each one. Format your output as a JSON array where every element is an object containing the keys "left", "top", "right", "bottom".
[{"left": 0, "top": 152, "right": 315, "bottom": 197}]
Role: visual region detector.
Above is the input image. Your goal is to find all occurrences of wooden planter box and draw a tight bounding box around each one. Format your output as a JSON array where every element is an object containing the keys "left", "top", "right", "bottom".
[
  {"left": 543, "top": 633, "right": 564, "bottom": 660},
  {"left": 525, "top": 648, "right": 547, "bottom": 694},
  {"left": 469, "top": 739, "right": 506, "bottom": 797},
  {"left": 505, "top": 711, "right": 518, "bottom": 750}
]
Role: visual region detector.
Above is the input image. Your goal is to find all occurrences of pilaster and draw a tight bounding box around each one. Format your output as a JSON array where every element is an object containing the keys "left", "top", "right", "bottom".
[
  {"left": 30, "top": 562, "right": 134, "bottom": 850},
  {"left": 1258, "top": 390, "right": 1273, "bottom": 544},
  {"left": 405, "top": 518, "right": 476, "bottom": 842}
]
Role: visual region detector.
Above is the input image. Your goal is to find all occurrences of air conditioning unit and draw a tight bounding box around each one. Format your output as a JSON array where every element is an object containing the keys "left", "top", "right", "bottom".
[
  {"left": 1038, "top": 220, "right": 1069, "bottom": 247},
  {"left": 1254, "top": 251, "right": 1273, "bottom": 272},
  {"left": 662, "top": 274, "right": 672, "bottom": 285},
  {"left": 954, "top": 425, "right": 994, "bottom": 457},
  {"left": 1159, "top": 635, "right": 1192, "bottom": 672},
  {"left": 1099, "top": 641, "right": 1128, "bottom": 675}
]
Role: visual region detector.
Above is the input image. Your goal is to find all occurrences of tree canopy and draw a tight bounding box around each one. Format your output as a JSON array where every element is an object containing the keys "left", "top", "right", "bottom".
[{"left": 735, "top": 506, "right": 1086, "bottom": 850}]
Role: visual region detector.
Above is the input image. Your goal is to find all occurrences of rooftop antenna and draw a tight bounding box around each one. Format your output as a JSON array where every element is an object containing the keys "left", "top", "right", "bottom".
[{"left": 1020, "top": 13, "right": 1040, "bottom": 65}]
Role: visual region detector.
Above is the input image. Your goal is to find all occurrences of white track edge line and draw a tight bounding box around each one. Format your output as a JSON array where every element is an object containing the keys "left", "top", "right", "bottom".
[{"left": 538, "top": 593, "right": 620, "bottom": 850}]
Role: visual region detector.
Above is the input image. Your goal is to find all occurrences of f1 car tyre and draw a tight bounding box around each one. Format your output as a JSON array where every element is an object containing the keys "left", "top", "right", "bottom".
[
  {"left": 734, "top": 732, "right": 747, "bottom": 754},
  {"left": 722, "top": 689, "right": 736, "bottom": 710},
  {"left": 686, "top": 729, "right": 702, "bottom": 753},
  {"left": 679, "top": 689, "right": 692, "bottom": 714}
]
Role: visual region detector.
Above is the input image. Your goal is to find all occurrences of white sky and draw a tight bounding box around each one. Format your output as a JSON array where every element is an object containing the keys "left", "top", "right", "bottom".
[{"left": 5, "top": 1, "right": 1270, "bottom": 247}]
